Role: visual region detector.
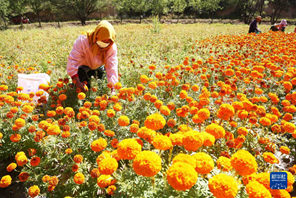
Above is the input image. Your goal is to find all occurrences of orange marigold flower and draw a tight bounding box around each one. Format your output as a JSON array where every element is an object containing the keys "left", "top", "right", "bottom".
[
  {"left": 208, "top": 173, "right": 238, "bottom": 198},
  {"left": 28, "top": 185, "right": 40, "bottom": 197},
  {"left": 283, "top": 122, "right": 295, "bottom": 133},
  {"left": 144, "top": 113, "right": 166, "bottom": 131},
  {"left": 107, "top": 109, "right": 115, "bottom": 118},
  {"left": 74, "top": 172, "right": 85, "bottom": 184},
  {"left": 182, "top": 131, "right": 204, "bottom": 151},
  {"left": 205, "top": 123, "right": 225, "bottom": 139},
  {"left": 133, "top": 151, "right": 162, "bottom": 177},
  {"left": 166, "top": 162, "right": 198, "bottom": 191},
  {"left": 130, "top": 124, "right": 139, "bottom": 133},
  {"left": 169, "top": 133, "right": 183, "bottom": 146},
  {"left": 172, "top": 153, "right": 196, "bottom": 168},
  {"left": 152, "top": 135, "right": 172, "bottom": 150},
  {"left": 160, "top": 105, "right": 171, "bottom": 116},
  {"left": 231, "top": 150, "right": 257, "bottom": 176},
  {"left": 262, "top": 152, "right": 279, "bottom": 164},
  {"left": 279, "top": 146, "right": 290, "bottom": 155},
  {"left": 97, "top": 175, "right": 113, "bottom": 188},
  {"left": 77, "top": 92, "right": 86, "bottom": 100},
  {"left": 98, "top": 157, "right": 118, "bottom": 175},
  {"left": 15, "top": 152, "right": 28, "bottom": 166},
  {"left": 0, "top": 175, "right": 12, "bottom": 188},
  {"left": 91, "top": 138, "right": 107, "bottom": 152},
  {"left": 117, "top": 139, "right": 142, "bottom": 160},
  {"left": 217, "top": 104, "right": 235, "bottom": 120},
  {"left": 46, "top": 124, "right": 61, "bottom": 135},
  {"left": 167, "top": 119, "right": 176, "bottom": 128},
  {"left": 15, "top": 118, "right": 25, "bottom": 128},
  {"left": 19, "top": 172, "right": 29, "bottom": 182},
  {"left": 10, "top": 133, "right": 21, "bottom": 142},
  {"left": 91, "top": 168, "right": 100, "bottom": 178},
  {"left": 49, "top": 176, "right": 59, "bottom": 186},
  {"left": 216, "top": 156, "right": 232, "bottom": 172},
  {"left": 73, "top": 154, "right": 83, "bottom": 163},
  {"left": 237, "top": 127, "right": 248, "bottom": 136},
  {"left": 106, "top": 185, "right": 116, "bottom": 195},
  {"left": 30, "top": 156, "right": 41, "bottom": 167},
  {"left": 259, "top": 117, "right": 271, "bottom": 126},
  {"left": 193, "top": 152, "right": 214, "bottom": 174},
  {"left": 118, "top": 115, "right": 130, "bottom": 126},
  {"left": 200, "top": 132, "right": 215, "bottom": 146},
  {"left": 197, "top": 108, "right": 210, "bottom": 120},
  {"left": 137, "top": 127, "right": 156, "bottom": 142},
  {"left": 6, "top": 163, "right": 17, "bottom": 172}
]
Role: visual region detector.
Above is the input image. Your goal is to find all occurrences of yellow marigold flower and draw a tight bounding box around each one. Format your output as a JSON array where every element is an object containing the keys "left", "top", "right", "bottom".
[
  {"left": 107, "top": 109, "right": 115, "bottom": 118},
  {"left": 118, "top": 115, "right": 130, "bottom": 126},
  {"left": 197, "top": 108, "right": 210, "bottom": 120},
  {"left": 97, "top": 175, "right": 113, "bottom": 188},
  {"left": 117, "top": 139, "right": 142, "bottom": 160},
  {"left": 178, "top": 124, "right": 192, "bottom": 132},
  {"left": 98, "top": 157, "right": 118, "bottom": 175},
  {"left": 193, "top": 152, "right": 214, "bottom": 174},
  {"left": 160, "top": 105, "right": 171, "bottom": 116},
  {"left": 22, "top": 105, "right": 34, "bottom": 113},
  {"left": 231, "top": 150, "right": 257, "bottom": 176},
  {"left": 77, "top": 92, "right": 86, "bottom": 100},
  {"left": 133, "top": 151, "right": 161, "bottom": 177},
  {"left": 15, "top": 152, "right": 28, "bottom": 166},
  {"left": 169, "top": 133, "right": 183, "bottom": 146},
  {"left": 172, "top": 153, "right": 196, "bottom": 168},
  {"left": 6, "top": 163, "right": 17, "bottom": 172},
  {"left": 246, "top": 181, "right": 271, "bottom": 198},
  {"left": 217, "top": 104, "right": 235, "bottom": 120},
  {"left": 270, "top": 189, "right": 291, "bottom": 198},
  {"left": 216, "top": 156, "right": 232, "bottom": 172},
  {"left": 73, "top": 154, "right": 83, "bottom": 163},
  {"left": 259, "top": 117, "right": 271, "bottom": 126},
  {"left": 280, "top": 146, "right": 290, "bottom": 155},
  {"left": 283, "top": 122, "right": 295, "bottom": 133},
  {"left": 15, "top": 118, "right": 25, "bottom": 128},
  {"left": 144, "top": 113, "right": 166, "bottom": 131},
  {"left": 73, "top": 173, "right": 85, "bottom": 184},
  {"left": 152, "top": 135, "right": 172, "bottom": 150},
  {"left": 0, "top": 175, "right": 12, "bottom": 188},
  {"left": 182, "top": 131, "right": 203, "bottom": 151},
  {"left": 140, "top": 74, "right": 150, "bottom": 84},
  {"left": 262, "top": 152, "right": 279, "bottom": 164},
  {"left": 106, "top": 185, "right": 116, "bottom": 195},
  {"left": 208, "top": 173, "right": 238, "bottom": 198},
  {"left": 205, "top": 123, "right": 225, "bottom": 139},
  {"left": 137, "top": 127, "right": 156, "bottom": 143},
  {"left": 28, "top": 185, "right": 40, "bottom": 197},
  {"left": 200, "top": 132, "right": 215, "bottom": 146},
  {"left": 46, "top": 124, "right": 61, "bottom": 135},
  {"left": 166, "top": 162, "right": 198, "bottom": 191},
  {"left": 91, "top": 138, "right": 107, "bottom": 152},
  {"left": 237, "top": 127, "right": 248, "bottom": 136}
]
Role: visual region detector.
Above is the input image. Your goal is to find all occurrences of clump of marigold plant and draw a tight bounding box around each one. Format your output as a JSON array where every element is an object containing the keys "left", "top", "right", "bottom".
[
  {"left": 133, "top": 151, "right": 162, "bottom": 177},
  {"left": 208, "top": 173, "right": 238, "bottom": 198},
  {"left": 230, "top": 150, "right": 257, "bottom": 176},
  {"left": 144, "top": 113, "right": 166, "bottom": 131}
]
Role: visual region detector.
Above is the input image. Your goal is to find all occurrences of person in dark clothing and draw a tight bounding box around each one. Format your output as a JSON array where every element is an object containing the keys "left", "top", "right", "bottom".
[{"left": 249, "top": 16, "right": 262, "bottom": 34}]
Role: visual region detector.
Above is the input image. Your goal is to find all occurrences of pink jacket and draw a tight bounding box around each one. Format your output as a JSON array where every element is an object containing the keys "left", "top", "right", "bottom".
[{"left": 67, "top": 35, "right": 118, "bottom": 85}]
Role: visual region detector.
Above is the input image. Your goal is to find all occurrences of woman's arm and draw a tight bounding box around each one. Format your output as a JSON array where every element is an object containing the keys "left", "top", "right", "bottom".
[
  {"left": 67, "top": 36, "right": 87, "bottom": 91},
  {"left": 105, "top": 43, "right": 119, "bottom": 87},
  {"left": 67, "top": 36, "right": 86, "bottom": 79}
]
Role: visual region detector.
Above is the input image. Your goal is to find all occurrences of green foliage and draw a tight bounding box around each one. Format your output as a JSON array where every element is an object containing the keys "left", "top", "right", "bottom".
[
  {"left": 189, "top": 0, "right": 222, "bottom": 17},
  {"left": 0, "top": 0, "right": 9, "bottom": 29}
]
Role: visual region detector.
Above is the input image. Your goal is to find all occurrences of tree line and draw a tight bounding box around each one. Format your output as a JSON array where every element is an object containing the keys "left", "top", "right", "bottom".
[{"left": 0, "top": 0, "right": 295, "bottom": 28}]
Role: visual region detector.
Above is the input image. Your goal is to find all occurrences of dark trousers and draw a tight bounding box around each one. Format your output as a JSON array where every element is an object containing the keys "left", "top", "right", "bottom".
[{"left": 78, "top": 65, "right": 105, "bottom": 88}]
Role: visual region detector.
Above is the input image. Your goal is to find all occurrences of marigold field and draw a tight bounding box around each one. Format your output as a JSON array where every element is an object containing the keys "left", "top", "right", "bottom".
[{"left": 0, "top": 23, "right": 295, "bottom": 198}]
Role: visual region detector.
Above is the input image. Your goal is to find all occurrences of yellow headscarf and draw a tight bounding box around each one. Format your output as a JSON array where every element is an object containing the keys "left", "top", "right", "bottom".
[{"left": 87, "top": 20, "right": 116, "bottom": 62}]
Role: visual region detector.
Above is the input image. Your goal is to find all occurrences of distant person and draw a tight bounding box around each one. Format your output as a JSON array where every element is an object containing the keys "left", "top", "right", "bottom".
[
  {"left": 249, "top": 16, "right": 262, "bottom": 34},
  {"left": 67, "top": 20, "right": 118, "bottom": 93},
  {"left": 270, "top": 19, "right": 287, "bottom": 32}
]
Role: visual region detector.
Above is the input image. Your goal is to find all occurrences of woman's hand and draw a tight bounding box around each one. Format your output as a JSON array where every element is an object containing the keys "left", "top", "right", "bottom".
[{"left": 72, "top": 76, "right": 87, "bottom": 92}]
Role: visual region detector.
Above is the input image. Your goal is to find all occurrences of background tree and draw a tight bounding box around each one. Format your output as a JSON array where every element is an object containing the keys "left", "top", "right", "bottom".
[
  {"left": 51, "top": 0, "right": 107, "bottom": 26},
  {"left": 113, "top": 0, "right": 132, "bottom": 23},
  {"left": 27, "top": 0, "right": 49, "bottom": 27},
  {"left": 269, "top": 0, "right": 289, "bottom": 24},
  {"left": 131, "top": 0, "right": 150, "bottom": 23},
  {"left": 147, "top": 0, "right": 170, "bottom": 20},
  {"left": 170, "top": 0, "right": 187, "bottom": 21},
  {"left": 256, "top": 0, "right": 269, "bottom": 16},
  {"left": 0, "top": 0, "right": 9, "bottom": 29},
  {"left": 189, "top": 0, "right": 222, "bottom": 19},
  {"left": 236, "top": 0, "right": 258, "bottom": 24},
  {"left": 8, "top": 0, "right": 28, "bottom": 28}
]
